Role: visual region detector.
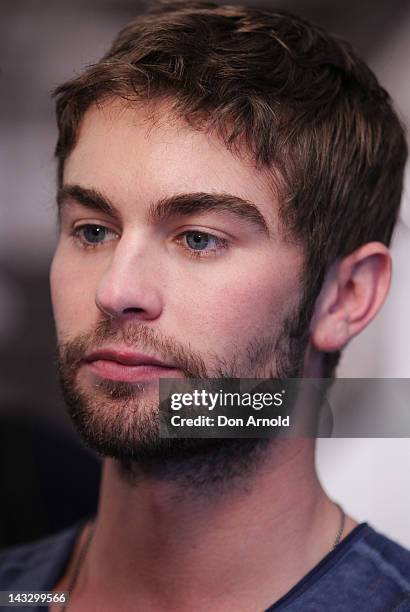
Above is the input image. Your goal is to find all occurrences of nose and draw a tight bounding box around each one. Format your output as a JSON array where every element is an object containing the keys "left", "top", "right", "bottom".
[{"left": 95, "top": 235, "right": 163, "bottom": 321}]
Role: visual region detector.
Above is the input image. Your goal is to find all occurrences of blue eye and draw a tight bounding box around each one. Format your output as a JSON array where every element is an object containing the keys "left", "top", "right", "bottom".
[
  {"left": 179, "top": 230, "right": 229, "bottom": 259},
  {"left": 72, "top": 224, "right": 118, "bottom": 248},
  {"left": 82, "top": 225, "right": 107, "bottom": 244},
  {"left": 185, "top": 231, "right": 212, "bottom": 250}
]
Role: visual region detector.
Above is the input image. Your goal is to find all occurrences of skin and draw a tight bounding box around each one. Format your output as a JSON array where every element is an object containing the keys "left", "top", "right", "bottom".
[{"left": 49, "top": 99, "right": 392, "bottom": 611}]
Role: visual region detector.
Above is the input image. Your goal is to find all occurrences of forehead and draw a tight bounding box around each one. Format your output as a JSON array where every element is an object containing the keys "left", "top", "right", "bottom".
[{"left": 64, "top": 99, "right": 280, "bottom": 228}]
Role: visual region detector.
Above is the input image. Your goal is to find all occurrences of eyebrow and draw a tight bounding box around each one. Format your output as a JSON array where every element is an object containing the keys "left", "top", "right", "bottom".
[
  {"left": 57, "top": 184, "right": 270, "bottom": 236},
  {"left": 57, "top": 185, "right": 121, "bottom": 224}
]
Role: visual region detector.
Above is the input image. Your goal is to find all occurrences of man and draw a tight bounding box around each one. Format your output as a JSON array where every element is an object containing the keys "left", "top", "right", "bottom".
[{"left": 1, "top": 1, "right": 409, "bottom": 610}]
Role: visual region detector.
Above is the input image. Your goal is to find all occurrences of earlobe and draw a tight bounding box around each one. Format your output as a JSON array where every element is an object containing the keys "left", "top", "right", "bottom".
[
  {"left": 310, "top": 242, "right": 392, "bottom": 353},
  {"left": 311, "top": 312, "right": 350, "bottom": 353}
]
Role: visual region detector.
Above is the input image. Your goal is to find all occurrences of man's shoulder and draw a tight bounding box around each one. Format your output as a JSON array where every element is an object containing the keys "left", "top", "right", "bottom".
[
  {"left": 0, "top": 520, "right": 84, "bottom": 590},
  {"left": 361, "top": 525, "right": 410, "bottom": 574},
  {"left": 346, "top": 525, "right": 410, "bottom": 601},
  {"left": 268, "top": 524, "right": 410, "bottom": 611},
  {"left": 280, "top": 524, "right": 410, "bottom": 611}
]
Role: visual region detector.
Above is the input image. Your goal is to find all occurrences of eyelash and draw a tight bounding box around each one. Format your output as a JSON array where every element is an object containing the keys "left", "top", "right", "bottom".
[
  {"left": 70, "top": 225, "right": 119, "bottom": 250},
  {"left": 175, "top": 231, "right": 229, "bottom": 259},
  {"left": 70, "top": 224, "right": 230, "bottom": 259}
]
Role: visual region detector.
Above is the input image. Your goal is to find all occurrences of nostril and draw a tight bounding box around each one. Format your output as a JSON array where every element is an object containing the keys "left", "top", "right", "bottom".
[
  {"left": 95, "top": 280, "right": 163, "bottom": 321},
  {"left": 123, "top": 307, "right": 145, "bottom": 314}
]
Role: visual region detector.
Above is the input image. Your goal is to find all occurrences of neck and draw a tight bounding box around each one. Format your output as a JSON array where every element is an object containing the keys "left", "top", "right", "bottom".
[{"left": 76, "top": 440, "right": 352, "bottom": 611}]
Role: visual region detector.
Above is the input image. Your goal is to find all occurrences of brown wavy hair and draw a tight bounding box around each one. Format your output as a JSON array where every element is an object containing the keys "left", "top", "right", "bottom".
[{"left": 53, "top": 0, "right": 408, "bottom": 376}]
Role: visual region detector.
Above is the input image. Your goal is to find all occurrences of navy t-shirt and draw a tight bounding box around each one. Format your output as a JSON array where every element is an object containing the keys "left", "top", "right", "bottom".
[{"left": 0, "top": 520, "right": 410, "bottom": 611}]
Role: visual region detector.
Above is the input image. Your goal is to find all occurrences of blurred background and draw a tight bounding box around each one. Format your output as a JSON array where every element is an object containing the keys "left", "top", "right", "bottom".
[{"left": 1, "top": 0, "right": 410, "bottom": 549}]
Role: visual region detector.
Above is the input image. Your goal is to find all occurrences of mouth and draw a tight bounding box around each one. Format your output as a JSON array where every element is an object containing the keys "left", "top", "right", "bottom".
[{"left": 83, "top": 349, "right": 181, "bottom": 383}]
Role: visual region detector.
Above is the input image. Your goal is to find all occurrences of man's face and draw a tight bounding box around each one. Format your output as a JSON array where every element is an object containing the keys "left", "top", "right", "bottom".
[{"left": 50, "top": 100, "right": 306, "bottom": 467}]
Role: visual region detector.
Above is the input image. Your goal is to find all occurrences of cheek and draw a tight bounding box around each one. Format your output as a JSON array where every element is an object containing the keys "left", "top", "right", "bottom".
[
  {"left": 169, "top": 256, "right": 301, "bottom": 351},
  {"left": 50, "top": 247, "right": 99, "bottom": 339}
]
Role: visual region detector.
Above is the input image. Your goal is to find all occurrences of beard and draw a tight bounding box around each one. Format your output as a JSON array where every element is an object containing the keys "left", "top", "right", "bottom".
[{"left": 57, "top": 305, "right": 310, "bottom": 490}]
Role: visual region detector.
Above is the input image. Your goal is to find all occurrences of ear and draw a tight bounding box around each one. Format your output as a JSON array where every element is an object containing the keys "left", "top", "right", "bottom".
[{"left": 310, "top": 242, "right": 392, "bottom": 352}]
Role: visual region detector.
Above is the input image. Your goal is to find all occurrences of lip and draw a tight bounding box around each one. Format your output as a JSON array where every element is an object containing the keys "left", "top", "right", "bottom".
[
  {"left": 83, "top": 349, "right": 180, "bottom": 383},
  {"left": 84, "top": 349, "right": 175, "bottom": 367}
]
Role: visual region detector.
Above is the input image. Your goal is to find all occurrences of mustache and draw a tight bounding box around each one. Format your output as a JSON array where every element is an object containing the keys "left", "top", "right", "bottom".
[{"left": 57, "top": 319, "right": 208, "bottom": 379}]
